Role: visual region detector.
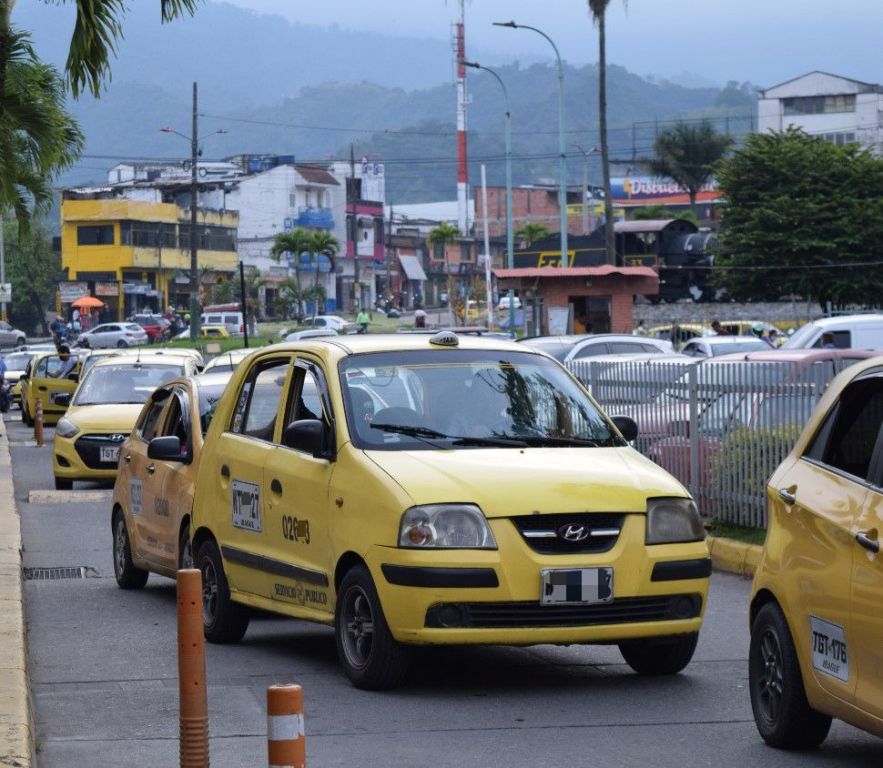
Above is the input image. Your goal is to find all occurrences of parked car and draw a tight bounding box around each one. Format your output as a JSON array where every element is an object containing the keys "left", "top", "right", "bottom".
[
  {"left": 783, "top": 313, "right": 883, "bottom": 350},
  {"left": 304, "top": 315, "right": 350, "bottom": 332},
  {"left": 77, "top": 322, "right": 148, "bottom": 349},
  {"left": 201, "top": 309, "right": 246, "bottom": 336},
  {"left": 0, "top": 321, "right": 26, "bottom": 348},
  {"left": 52, "top": 355, "right": 198, "bottom": 489},
  {"left": 563, "top": 334, "right": 674, "bottom": 363},
  {"left": 110, "top": 371, "right": 234, "bottom": 583},
  {"left": 185, "top": 332, "right": 710, "bottom": 689},
  {"left": 129, "top": 314, "right": 171, "bottom": 343},
  {"left": 749, "top": 356, "right": 883, "bottom": 747},
  {"left": 647, "top": 323, "right": 708, "bottom": 345},
  {"left": 516, "top": 334, "right": 591, "bottom": 361},
  {"left": 680, "top": 335, "right": 771, "bottom": 359},
  {"left": 201, "top": 348, "right": 256, "bottom": 374},
  {"left": 1, "top": 351, "right": 37, "bottom": 407},
  {"left": 19, "top": 350, "right": 83, "bottom": 426},
  {"left": 283, "top": 329, "right": 339, "bottom": 343}
]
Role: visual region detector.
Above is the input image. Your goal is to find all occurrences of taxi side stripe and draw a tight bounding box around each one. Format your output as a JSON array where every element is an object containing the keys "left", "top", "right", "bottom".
[{"left": 220, "top": 545, "right": 329, "bottom": 587}]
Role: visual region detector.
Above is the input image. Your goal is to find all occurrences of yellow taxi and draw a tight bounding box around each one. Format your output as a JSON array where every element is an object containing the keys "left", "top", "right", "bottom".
[
  {"left": 52, "top": 355, "right": 199, "bottom": 489},
  {"left": 19, "top": 349, "right": 83, "bottom": 426},
  {"left": 110, "top": 372, "right": 233, "bottom": 587},
  {"left": 749, "top": 358, "right": 883, "bottom": 747},
  {"left": 190, "top": 331, "right": 710, "bottom": 689}
]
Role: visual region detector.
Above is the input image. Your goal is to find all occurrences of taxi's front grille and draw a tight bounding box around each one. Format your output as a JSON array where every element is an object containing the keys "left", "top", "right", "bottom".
[
  {"left": 510, "top": 513, "right": 625, "bottom": 554},
  {"left": 425, "top": 594, "right": 702, "bottom": 629},
  {"left": 74, "top": 433, "right": 126, "bottom": 469}
]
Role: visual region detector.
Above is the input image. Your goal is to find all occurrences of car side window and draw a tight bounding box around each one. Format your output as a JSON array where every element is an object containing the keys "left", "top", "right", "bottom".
[
  {"left": 34, "top": 357, "right": 50, "bottom": 377},
  {"left": 281, "top": 363, "right": 334, "bottom": 453},
  {"left": 139, "top": 393, "right": 170, "bottom": 442},
  {"left": 573, "top": 343, "right": 609, "bottom": 359},
  {"left": 609, "top": 342, "right": 644, "bottom": 354},
  {"left": 811, "top": 330, "right": 851, "bottom": 349},
  {"left": 162, "top": 393, "right": 190, "bottom": 458},
  {"left": 231, "top": 359, "right": 290, "bottom": 442},
  {"left": 806, "top": 377, "right": 883, "bottom": 481}
]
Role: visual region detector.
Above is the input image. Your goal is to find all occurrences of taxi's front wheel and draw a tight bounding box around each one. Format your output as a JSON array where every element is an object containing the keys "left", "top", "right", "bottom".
[
  {"left": 618, "top": 632, "right": 698, "bottom": 675},
  {"left": 335, "top": 565, "right": 412, "bottom": 690},
  {"left": 196, "top": 539, "right": 249, "bottom": 644},
  {"left": 112, "top": 511, "right": 148, "bottom": 590},
  {"left": 749, "top": 602, "right": 832, "bottom": 749}
]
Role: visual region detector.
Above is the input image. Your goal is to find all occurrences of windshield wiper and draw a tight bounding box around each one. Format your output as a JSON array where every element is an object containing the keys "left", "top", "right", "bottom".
[
  {"left": 511, "top": 434, "right": 621, "bottom": 447},
  {"left": 369, "top": 422, "right": 528, "bottom": 447}
]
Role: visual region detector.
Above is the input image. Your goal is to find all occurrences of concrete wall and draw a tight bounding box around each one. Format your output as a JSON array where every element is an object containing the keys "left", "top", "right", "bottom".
[{"left": 633, "top": 300, "right": 824, "bottom": 329}]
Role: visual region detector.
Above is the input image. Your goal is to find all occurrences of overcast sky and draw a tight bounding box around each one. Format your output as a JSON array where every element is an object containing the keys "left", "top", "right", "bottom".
[{"left": 221, "top": 0, "right": 879, "bottom": 87}]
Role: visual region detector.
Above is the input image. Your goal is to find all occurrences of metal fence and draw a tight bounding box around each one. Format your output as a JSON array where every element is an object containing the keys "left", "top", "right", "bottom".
[{"left": 567, "top": 358, "right": 847, "bottom": 528}]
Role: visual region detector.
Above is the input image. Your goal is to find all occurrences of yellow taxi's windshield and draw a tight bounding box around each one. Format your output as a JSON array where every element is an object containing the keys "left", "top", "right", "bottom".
[
  {"left": 339, "top": 349, "right": 622, "bottom": 450},
  {"left": 74, "top": 363, "right": 183, "bottom": 406}
]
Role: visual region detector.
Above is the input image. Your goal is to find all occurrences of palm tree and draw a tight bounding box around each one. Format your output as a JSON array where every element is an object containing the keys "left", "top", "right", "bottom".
[
  {"left": 427, "top": 222, "right": 460, "bottom": 322},
  {"left": 650, "top": 122, "right": 732, "bottom": 217},
  {"left": 588, "top": 1, "right": 618, "bottom": 265},
  {"left": 307, "top": 230, "right": 340, "bottom": 317},
  {"left": 0, "top": 28, "right": 82, "bottom": 229},
  {"left": 271, "top": 229, "right": 313, "bottom": 320},
  {"left": 515, "top": 223, "right": 550, "bottom": 248}
]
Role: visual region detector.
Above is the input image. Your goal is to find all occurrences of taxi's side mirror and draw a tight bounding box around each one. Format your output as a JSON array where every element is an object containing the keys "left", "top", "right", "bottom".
[
  {"left": 612, "top": 415, "right": 638, "bottom": 442},
  {"left": 283, "top": 419, "right": 333, "bottom": 459},
  {"left": 148, "top": 435, "right": 184, "bottom": 462}
]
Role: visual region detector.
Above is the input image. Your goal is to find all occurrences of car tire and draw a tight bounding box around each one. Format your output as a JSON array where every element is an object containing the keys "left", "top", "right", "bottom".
[
  {"left": 21, "top": 402, "right": 31, "bottom": 426},
  {"left": 619, "top": 632, "right": 698, "bottom": 675},
  {"left": 112, "top": 509, "right": 149, "bottom": 590},
  {"left": 749, "top": 602, "right": 832, "bottom": 749},
  {"left": 116, "top": 340, "right": 128, "bottom": 348},
  {"left": 196, "top": 539, "right": 249, "bottom": 644},
  {"left": 178, "top": 523, "right": 193, "bottom": 571},
  {"left": 335, "top": 564, "right": 412, "bottom": 690},
  {"left": 54, "top": 476, "right": 73, "bottom": 490},
  {"left": 15, "top": 336, "right": 25, "bottom": 346}
]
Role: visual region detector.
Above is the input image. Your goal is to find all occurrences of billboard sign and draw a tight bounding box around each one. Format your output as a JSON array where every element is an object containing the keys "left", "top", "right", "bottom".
[
  {"left": 94, "top": 282, "right": 119, "bottom": 297},
  {"left": 611, "top": 176, "right": 719, "bottom": 206},
  {"left": 0, "top": 283, "right": 10, "bottom": 303}
]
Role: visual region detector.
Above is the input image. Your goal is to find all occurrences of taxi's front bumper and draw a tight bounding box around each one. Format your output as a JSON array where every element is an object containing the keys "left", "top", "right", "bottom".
[
  {"left": 53, "top": 433, "right": 122, "bottom": 482},
  {"left": 367, "top": 514, "right": 710, "bottom": 646}
]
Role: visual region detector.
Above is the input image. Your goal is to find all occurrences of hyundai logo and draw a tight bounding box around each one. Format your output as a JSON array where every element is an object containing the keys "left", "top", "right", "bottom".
[
  {"left": 108, "top": 434, "right": 126, "bottom": 442},
  {"left": 557, "top": 524, "right": 590, "bottom": 543}
]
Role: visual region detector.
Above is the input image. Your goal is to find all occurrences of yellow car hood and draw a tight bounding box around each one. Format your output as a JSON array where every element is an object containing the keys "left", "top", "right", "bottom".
[
  {"left": 364, "top": 447, "right": 687, "bottom": 517},
  {"left": 65, "top": 403, "right": 145, "bottom": 433}
]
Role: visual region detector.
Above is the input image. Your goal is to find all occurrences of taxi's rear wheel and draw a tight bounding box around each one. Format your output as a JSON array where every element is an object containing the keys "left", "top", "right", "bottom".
[
  {"left": 335, "top": 564, "right": 412, "bottom": 690},
  {"left": 618, "top": 632, "right": 698, "bottom": 675},
  {"left": 749, "top": 602, "right": 832, "bottom": 749},
  {"left": 178, "top": 524, "right": 193, "bottom": 570},
  {"left": 112, "top": 510, "right": 148, "bottom": 590},
  {"left": 196, "top": 539, "right": 249, "bottom": 644}
]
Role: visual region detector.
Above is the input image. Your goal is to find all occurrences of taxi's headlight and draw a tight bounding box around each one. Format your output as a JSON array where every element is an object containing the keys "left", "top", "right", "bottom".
[
  {"left": 646, "top": 497, "right": 704, "bottom": 544},
  {"left": 398, "top": 504, "right": 497, "bottom": 549},
  {"left": 55, "top": 417, "right": 80, "bottom": 439}
]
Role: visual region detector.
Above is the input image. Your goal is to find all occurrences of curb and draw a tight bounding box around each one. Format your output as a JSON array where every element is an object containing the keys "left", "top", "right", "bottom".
[
  {"left": 0, "top": 423, "right": 34, "bottom": 767},
  {"left": 708, "top": 536, "right": 763, "bottom": 577}
]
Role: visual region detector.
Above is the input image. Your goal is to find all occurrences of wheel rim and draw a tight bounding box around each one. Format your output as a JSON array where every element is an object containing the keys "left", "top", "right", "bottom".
[
  {"left": 180, "top": 537, "right": 193, "bottom": 570},
  {"left": 341, "top": 585, "right": 375, "bottom": 670},
  {"left": 201, "top": 556, "right": 219, "bottom": 627},
  {"left": 113, "top": 518, "right": 127, "bottom": 578},
  {"left": 757, "top": 627, "right": 785, "bottom": 726}
]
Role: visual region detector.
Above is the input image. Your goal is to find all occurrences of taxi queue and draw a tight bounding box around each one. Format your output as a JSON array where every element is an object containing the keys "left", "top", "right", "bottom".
[{"left": 12, "top": 331, "right": 883, "bottom": 748}]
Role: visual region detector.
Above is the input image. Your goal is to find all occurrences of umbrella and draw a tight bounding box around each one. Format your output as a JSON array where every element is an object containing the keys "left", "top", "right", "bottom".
[{"left": 70, "top": 296, "right": 105, "bottom": 309}]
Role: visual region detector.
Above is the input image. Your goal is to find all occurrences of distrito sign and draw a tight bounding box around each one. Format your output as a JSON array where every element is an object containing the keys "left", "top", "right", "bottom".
[{"left": 0, "top": 283, "right": 11, "bottom": 303}]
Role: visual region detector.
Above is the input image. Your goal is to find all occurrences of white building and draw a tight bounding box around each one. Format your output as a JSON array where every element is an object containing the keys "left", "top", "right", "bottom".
[{"left": 757, "top": 71, "right": 883, "bottom": 152}]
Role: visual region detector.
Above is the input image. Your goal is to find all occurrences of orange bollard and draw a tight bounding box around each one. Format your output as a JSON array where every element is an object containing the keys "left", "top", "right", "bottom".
[
  {"left": 267, "top": 684, "right": 305, "bottom": 768},
  {"left": 33, "top": 398, "right": 44, "bottom": 447},
  {"left": 177, "top": 569, "right": 209, "bottom": 768}
]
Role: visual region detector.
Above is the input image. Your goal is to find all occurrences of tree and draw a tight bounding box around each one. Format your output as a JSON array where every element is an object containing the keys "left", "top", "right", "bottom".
[
  {"left": 650, "top": 121, "right": 732, "bottom": 216},
  {"left": 2, "top": 217, "right": 61, "bottom": 334},
  {"left": 428, "top": 222, "right": 460, "bottom": 323},
  {"left": 307, "top": 230, "right": 340, "bottom": 317},
  {"left": 588, "top": 1, "right": 619, "bottom": 266},
  {"left": 515, "top": 223, "right": 550, "bottom": 248},
  {"left": 0, "top": 29, "right": 82, "bottom": 229},
  {"left": 714, "top": 127, "right": 883, "bottom": 306},
  {"left": 632, "top": 204, "right": 696, "bottom": 224},
  {"left": 271, "top": 229, "right": 314, "bottom": 320}
]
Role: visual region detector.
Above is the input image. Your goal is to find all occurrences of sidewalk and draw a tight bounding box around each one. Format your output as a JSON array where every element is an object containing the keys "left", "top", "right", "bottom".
[
  {"left": 0, "top": 425, "right": 33, "bottom": 767},
  {"left": 708, "top": 536, "right": 763, "bottom": 578}
]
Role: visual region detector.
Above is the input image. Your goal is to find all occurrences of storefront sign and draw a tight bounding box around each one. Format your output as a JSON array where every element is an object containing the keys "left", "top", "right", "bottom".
[
  {"left": 59, "top": 281, "right": 89, "bottom": 303},
  {"left": 94, "top": 282, "right": 119, "bottom": 297}
]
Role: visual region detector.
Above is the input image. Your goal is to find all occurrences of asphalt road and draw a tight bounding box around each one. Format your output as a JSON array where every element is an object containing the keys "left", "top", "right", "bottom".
[{"left": 5, "top": 413, "right": 881, "bottom": 767}]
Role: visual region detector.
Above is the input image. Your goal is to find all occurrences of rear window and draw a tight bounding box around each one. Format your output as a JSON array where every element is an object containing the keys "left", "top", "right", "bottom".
[{"left": 125, "top": 324, "right": 143, "bottom": 332}]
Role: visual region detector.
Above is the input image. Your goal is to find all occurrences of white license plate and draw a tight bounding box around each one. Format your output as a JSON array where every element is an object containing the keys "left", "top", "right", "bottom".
[
  {"left": 100, "top": 446, "right": 120, "bottom": 463},
  {"left": 541, "top": 567, "right": 614, "bottom": 605}
]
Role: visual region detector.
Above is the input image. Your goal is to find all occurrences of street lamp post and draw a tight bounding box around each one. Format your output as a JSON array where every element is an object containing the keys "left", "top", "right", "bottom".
[
  {"left": 160, "top": 84, "right": 227, "bottom": 340},
  {"left": 463, "top": 60, "right": 515, "bottom": 338},
  {"left": 494, "top": 21, "right": 568, "bottom": 269},
  {"left": 573, "top": 144, "right": 601, "bottom": 235}
]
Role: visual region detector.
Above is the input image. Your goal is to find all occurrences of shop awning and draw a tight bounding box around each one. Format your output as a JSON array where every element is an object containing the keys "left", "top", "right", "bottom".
[{"left": 398, "top": 254, "right": 428, "bottom": 281}]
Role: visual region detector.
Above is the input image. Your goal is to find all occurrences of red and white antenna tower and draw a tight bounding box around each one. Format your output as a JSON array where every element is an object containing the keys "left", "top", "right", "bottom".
[{"left": 454, "top": 0, "right": 469, "bottom": 233}]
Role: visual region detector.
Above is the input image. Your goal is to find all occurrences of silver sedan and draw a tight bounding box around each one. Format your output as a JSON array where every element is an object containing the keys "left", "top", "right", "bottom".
[{"left": 77, "top": 322, "right": 149, "bottom": 349}]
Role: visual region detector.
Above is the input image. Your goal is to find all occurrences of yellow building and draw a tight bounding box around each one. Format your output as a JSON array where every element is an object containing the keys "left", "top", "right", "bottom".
[{"left": 61, "top": 195, "right": 239, "bottom": 321}]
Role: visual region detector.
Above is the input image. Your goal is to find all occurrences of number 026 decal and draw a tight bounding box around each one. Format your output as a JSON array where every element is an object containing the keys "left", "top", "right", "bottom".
[
  {"left": 810, "top": 615, "right": 849, "bottom": 683},
  {"left": 232, "top": 479, "right": 262, "bottom": 532}
]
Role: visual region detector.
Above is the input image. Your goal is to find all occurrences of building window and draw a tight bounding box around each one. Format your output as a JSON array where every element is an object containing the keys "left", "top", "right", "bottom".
[
  {"left": 289, "top": 192, "right": 298, "bottom": 209},
  {"left": 783, "top": 94, "right": 856, "bottom": 115},
  {"left": 77, "top": 225, "right": 114, "bottom": 246},
  {"left": 120, "top": 221, "right": 177, "bottom": 248},
  {"left": 459, "top": 241, "right": 473, "bottom": 263},
  {"left": 822, "top": 132, "right": 857, "bottom": 146}
]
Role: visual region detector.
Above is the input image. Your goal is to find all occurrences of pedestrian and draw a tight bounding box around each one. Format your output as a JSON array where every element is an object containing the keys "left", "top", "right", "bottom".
[
  {"left": 710, "top": 319, "right": 729, "bottom": 336},
  {"left": 633, "top": 320, "right": 648, "bottom": 336},
  {"left": 356, "top": 308, "right": 370, "bottom": 334},
  {"left": 573, "top": 312, "right": 590, "bottom": 335},
  {"left": 414, "top": 308, "right": 428, "bottom": 328}
]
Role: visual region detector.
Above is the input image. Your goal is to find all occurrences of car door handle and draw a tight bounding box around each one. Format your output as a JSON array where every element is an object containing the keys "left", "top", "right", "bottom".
[
  {"left": 220, "top": 464, "right": 230, "bottom": 478},
  {"left": 146, "top": 463, "right": 155, "bottom": 475},
  {"left": 124, "top": 454, "right": 131, "bottom": 463},
  {"left": 778, "top": 487, "right": 796, "bottom": 505},
  {"left": 270, "top": 479, "right": 282, "bottom": 495},
  {"left": 856, "top": 532, "right": 880, "bottom": 554},
  {"left": 38, "top": 386, "right": 47, "bottom": 391}
]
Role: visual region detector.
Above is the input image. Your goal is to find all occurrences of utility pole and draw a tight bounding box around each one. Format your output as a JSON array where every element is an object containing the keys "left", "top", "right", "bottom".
[
  {"left": 350, "top": 143, "right": 360, "bottom": 312},
  {"left": 239, "top": 260, "right": 249, "bottom": 348},
  {"left": 189, "top": 82, "right": 201, "bottom": 340},
  {"left": 0, "top": 210, "right": 6, "bottom": 322}
]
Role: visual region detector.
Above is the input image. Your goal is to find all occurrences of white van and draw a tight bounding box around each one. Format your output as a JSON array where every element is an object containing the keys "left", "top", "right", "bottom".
[
  {"left": 200, "top": 311, "right": 244, "bottom": 336},
  {"left": 783, "top": 314, "right": 883, "bottom": 350}
]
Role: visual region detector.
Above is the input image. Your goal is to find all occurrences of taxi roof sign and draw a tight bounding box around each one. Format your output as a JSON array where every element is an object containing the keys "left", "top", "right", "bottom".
[{"left": 429, "top": 330, "right": 459, "bottom": 347}]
